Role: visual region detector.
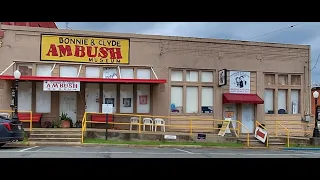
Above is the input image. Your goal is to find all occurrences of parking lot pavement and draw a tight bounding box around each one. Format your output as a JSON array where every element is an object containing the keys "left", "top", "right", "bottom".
[{"left": 1, "top": 145, "right": 320, "bottom": 158}]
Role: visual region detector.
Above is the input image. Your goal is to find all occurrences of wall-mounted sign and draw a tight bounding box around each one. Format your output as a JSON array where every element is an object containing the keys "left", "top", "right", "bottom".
[
  {"left": 229, "top": 71, "right": 250, "bottom": 94},
  {"left": 43, "top": 81, "right": 80, "bottom": 91},
  {"left": 40, "top": 35, "right": 129, "bottom": 64},
  {"left": 218, "top": 69, "right": 227, "bottom": 86}
]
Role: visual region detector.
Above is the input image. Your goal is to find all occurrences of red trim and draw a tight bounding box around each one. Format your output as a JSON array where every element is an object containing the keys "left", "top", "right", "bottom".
[
  {"left": 222, "top": 93, "right": 264, "bottom": 104},
  {"left": 0, "top": 75, "right": 166, "bottom": 84}
]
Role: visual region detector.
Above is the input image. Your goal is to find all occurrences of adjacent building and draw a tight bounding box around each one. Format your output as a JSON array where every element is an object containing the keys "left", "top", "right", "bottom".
[{"left": 0, "top": 24, "right": 311, "bottom": 134}]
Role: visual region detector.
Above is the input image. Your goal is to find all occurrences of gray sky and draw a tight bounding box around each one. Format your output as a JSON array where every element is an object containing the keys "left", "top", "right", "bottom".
[{"left": 55, "top": 22, "right": 320, "bottom": 83}]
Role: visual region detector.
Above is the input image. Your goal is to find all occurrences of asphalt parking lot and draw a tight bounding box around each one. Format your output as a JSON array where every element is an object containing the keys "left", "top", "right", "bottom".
[{"left": 1, "top": 145, "right": 320, "bottom": 158}]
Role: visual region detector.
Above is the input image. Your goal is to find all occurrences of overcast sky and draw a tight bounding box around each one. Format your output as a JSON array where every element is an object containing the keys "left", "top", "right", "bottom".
[{"left": 55, "top": 22, "right": 320, "bottom": 84}]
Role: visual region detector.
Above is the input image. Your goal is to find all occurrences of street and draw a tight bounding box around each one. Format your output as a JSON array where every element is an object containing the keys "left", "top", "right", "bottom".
[{"left": 0, "top": 145, "right": 319, "bottom": 158}]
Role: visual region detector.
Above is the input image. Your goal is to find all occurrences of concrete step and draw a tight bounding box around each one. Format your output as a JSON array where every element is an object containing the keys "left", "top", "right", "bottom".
[
  {"left": 30, "top": 134, "right": 82, "bottom": 138},
  {"left": 29, "top": 141, "right": 82, "bottom": 146},
  {"left": 30, "top": 130, "right": 82, "bottom": 135},
  {"left": 28, "top": 138, "right": 81, "bottom": 142}
]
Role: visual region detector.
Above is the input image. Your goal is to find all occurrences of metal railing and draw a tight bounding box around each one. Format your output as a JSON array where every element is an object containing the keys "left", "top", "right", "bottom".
[
  {"left": 255, "top": 121, "right": 269, "bottom": 147},
  {"left": 81, "top": 112, "right": 251, "bottom": 146},
  {"left": 275, "top": 121, "right": 290, "bottom": 147},
  {"left": 0, "top": 110, "right": 33, "bottom": 131}
]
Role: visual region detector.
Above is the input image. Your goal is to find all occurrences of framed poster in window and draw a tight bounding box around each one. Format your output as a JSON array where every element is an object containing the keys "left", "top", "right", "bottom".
[{"left": 218, "top": 69, "right": 227, "bottom": 86}]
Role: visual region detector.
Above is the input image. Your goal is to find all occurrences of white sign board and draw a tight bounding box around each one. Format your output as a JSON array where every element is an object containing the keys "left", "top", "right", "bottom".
[
  {"left": 102, "top": 104, "right": 113, "bottom": 114},
  {"left": 43, "top": 81, "right": 80, "bottom": 91},
  {"left": 254, "top": 127, "right": 268, "bottom": 143},
  {"left": 229, "top": 71, "right": 250, "bottom": 94},
  {"left": 164, "top": 135, "right": 177, "bottom": 140}
]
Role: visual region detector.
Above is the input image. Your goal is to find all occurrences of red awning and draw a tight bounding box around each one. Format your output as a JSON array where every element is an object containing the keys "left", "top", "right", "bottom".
[
  {"left": 0, "top": 75, "right": 166, "bottom": 84},
  {"left": 222, "top": 93, "right": 264, "bottom": 104}
]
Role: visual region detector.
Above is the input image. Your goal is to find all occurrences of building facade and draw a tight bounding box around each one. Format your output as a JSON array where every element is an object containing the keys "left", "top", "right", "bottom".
[{"left": 0, "top": 25, "right": 311, "bottom": 134}]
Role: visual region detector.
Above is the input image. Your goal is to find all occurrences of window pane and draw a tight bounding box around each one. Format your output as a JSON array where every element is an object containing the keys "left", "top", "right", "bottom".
[
  {"left": 103, "top": 68, "right": 117, "bottom": 79},
  {"left": 291, "top": 75, "right": 301, "bottom": 85},
  {"left": 86, "top": 67, "right": 100, "bottom": 78},
  {"left": 290, "top": 90, "right": 300, "bottom": 114},
  {"left": 60, "top": 66, "right": 77, "bottom": 77},
  {"left": 18, "top": 82, "right": 32, "bottom": 111},
  {"left": 201, "top": 87, "right": 213, "bottom": 114},
  {"left": 137, "top": 69, "right": 151, "bottom": 79},
  {"left": 171, "top": 86, "right": 183, "bottom": 113},
  {"left": 36, "top": 82, "right": 51, "bottom": 113},
  {"left": 17, "top": 64, "right": 32, "bottom": 76},
  {"left": 264, "top": 74, "right": 275, "bottom": 85},
  {"left": 120, "top": 84, "right": 133, "bottom": 113},
  {"left": 201, "top": 72, "right": 213, "bottom": 82},
  {"left": 264, "top": 89, "right": 274, "bottom": 114},
  {"left": 36, "top": 65, "right": 52, "bottom": 76},
  {"left": 278, "top": 89, "right": 287, "bottom": 114},
  {"left": 137, "top": 84, "right": 150, "bottom": 113},
  {"left": 186, "top": 71, "right": 198, "bottom": 82},
  {"left": 171, "top": 70, "right": 183, "bottom": 81},
  {"left": 120, "top": 68, "right": 134, "bottom": 79},
  {"left": 278, "top": 75, "right": 288, "bottom": 85},
  {"left": 186, "top": 87, "right": 198, "bottom": 113},
  {"left": 103, "top": 84, "right": 117, "bottom": 113}
]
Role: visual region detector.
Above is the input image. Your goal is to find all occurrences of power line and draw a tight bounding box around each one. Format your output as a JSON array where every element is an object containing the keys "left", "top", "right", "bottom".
[
  {"left": 247, "top": 22, "right": 305, "bottom": 41},
  {"left": 312, "top": 53, "right": 320, "bottom": 71}
]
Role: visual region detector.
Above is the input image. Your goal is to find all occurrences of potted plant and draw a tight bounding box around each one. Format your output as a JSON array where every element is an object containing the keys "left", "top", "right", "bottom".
[{"left": 60, "top": 112, "right": 72, "bottom": 128}]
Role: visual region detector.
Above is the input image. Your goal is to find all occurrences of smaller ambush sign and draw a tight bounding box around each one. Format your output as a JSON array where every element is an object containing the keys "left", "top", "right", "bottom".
[{"left": 43, "top": 81, "right": 80, "bottom": 91}]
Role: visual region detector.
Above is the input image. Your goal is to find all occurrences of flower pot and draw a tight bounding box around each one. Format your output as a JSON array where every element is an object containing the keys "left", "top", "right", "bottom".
[{"left": 61, "top": 120, "right": 70, "bottom": 128}]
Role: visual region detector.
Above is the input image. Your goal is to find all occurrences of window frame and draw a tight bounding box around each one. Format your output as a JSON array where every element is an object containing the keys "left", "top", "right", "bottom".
[
  {"left": 170, "top": 69, "right": 215, "bottom": 115},
  {"left": 264, "top": 73, "right": 302, "bottom": 115}
]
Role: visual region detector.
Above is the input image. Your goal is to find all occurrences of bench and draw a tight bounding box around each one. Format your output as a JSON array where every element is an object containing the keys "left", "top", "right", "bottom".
[
  {"left": 91, "top": 114, "right": 114, "bottom": 128},
  {"left": 18, "top": 113, "right": 42, "bottom": 127}
]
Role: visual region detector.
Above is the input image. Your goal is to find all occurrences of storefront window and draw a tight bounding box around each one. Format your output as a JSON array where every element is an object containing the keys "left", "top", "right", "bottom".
[
  {"left": 103, "top": 84, "right": 117, "bottom": 113},
  {"left": 171, "top": 70, "right": 183, "bottom": 81},
  {"left": 290, "top": 90, "right": 300, "bottom": 114},
  {"left": 278, "top": 89, "right": 287, "bottom": 114},
  {"left": 264, "top": 89, "right": 274, "bottom": 114},
  {"left": 60, "top": 66, "right": 77, "bottom": 77},
  {"left": 120, "top": 84, "right": 133, "bottom": 113},
  {"left": 85, "top": 67, "right": 100, "bottom": 78},
  {"left": 36, "top": 64, "right": 52, "bottom": 76},
  {"left": 36, "top": 82, "right": 51, "bottom": 113},
  {"left": 171, "top": 86, "right": 183, "bottom": 113},
  {"left": 137, "top": 84, "right": 150, "bottom": 113},
  {"left": 137, "top": 69, "right": 151, "bottom": 79},
  {"left": 18, "top": 82, "right": 32, "bottom": 111},
  {"left": 120, "top": 68, "right": 134, "bottom": 79},
  {"left": 201, "top": 87, "right": 213, "bottom": 114},
  {"left": 186, "top": 87, "right": 198, "bottom": 113}
]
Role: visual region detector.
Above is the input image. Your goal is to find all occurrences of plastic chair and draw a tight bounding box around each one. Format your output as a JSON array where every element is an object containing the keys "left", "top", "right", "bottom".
[
  {"left": 143, "top": 118, "right": 153, "bottom": 131},
  {"left": 154, "top": 118, "right": 165, "bottom": 132},
  {"left": 129, "top": 117, "right": 140, "bottom": 131}
]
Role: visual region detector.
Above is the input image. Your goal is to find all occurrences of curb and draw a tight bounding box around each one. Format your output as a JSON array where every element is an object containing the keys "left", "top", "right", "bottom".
[
  {"left": 82, "top": 143, "right": 269, "bottom": 149},
  {"left": 283, "top": 147, "right": 320, "bottom": 151},
  {"left": 6, "top": 143, "right": 29, "bottom": 147}
]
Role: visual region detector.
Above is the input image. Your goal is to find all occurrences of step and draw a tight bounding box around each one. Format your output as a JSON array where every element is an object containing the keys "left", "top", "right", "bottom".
[
  {"left": 29, "top": 130, "right": 82, "bottom": 135},
  {"left": 28, "top": 138, "right": 81, "bottom": 142},
  {"left": 28, "top": 141, "right": 82, "bottom": 146},
  {"left": 29, "top": 134, "right": 82, "bottom": 138}
]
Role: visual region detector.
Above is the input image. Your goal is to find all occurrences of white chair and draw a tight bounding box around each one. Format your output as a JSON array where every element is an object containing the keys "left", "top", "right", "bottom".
[
  {"left": 129, "top": 117, "right": 140, "bottom": 131},
  {"left": 154, "top": 118, "right": 166, "bottom": 132},
  {"left": 143, "top": 118, "right": 153, "bottom": 131}
]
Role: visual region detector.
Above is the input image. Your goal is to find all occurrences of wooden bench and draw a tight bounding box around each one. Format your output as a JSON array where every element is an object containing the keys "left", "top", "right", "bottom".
[
  {"left": 18, "top": 113, "right": 42, "bottom": 127},
  {"left": 91, "top": 114, "right": 114, "bottom": 128}
]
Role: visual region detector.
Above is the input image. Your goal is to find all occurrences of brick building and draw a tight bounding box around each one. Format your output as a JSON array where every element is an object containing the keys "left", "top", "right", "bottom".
[{"left": 0, "top": 24, "right": 311, "bottom": 134}]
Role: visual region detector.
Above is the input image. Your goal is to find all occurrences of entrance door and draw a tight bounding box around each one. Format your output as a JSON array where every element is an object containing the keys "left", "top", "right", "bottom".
[
  {"left": 241, "top": 104, "right": 254, "bottom": 133},
  {"left": 59, "top": 92, "right": 77, "bottom": 124},
  {"left": 85, "top": 83, "right": 100, "bottom": 113}
]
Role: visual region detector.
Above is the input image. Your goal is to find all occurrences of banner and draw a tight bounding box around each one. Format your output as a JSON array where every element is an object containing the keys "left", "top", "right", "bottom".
[{"left": 41, "top": 35, "right": 129, "bottom": 64}]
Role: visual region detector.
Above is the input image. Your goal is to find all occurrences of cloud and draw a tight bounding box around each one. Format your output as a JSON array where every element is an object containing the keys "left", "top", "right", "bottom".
[{"left": 55, "top": 22, "right": 320, "bottom": 83}]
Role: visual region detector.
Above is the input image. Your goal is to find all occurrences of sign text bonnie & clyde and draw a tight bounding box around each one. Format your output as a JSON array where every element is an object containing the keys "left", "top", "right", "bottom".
[
  {"left": 43, "top": 81, "right": 80, "bottom": 91},
  {"left": 40, "top": 35, "right": 129, "bottom": 64}
]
